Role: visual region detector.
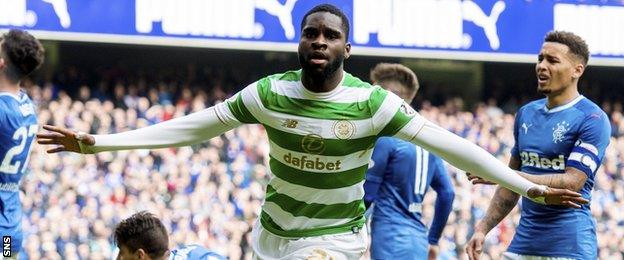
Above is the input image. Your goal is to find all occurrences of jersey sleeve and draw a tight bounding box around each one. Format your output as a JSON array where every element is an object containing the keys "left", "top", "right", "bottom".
[
  {"left": 84, "top": 83, "right": 267, "bottom": 153},
  {"left": 370, "top": 88, "right": 426, "bottom": 139},
  {"left": 566, "top": 112, "right": 611, "bottom": 178},
  {"left": 225, "top": 82, "right": 261, "bottom": 124},
  {"left": 400, "top": 120, "right": 537, "bottom": 198},
  {"left": 511, "top": 108, "right": 522, "bottom": 158},
  {"left": 428, "top": 156, "right": 455, "bottom": 245},
  {"left": 363, "top": 138, "right": 393, "bottom": 207},
  {"left": 0, "top": 104, "right": 4, "bottom": 127}
]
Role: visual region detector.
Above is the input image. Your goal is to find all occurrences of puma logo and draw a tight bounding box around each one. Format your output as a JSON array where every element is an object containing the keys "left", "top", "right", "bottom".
[
  {"left": 0, "top": 0, "right": 70, "bottom": 28},
  {"left": 255, "top": 0, "right": 298, "bottom": 40},
  {"left": 462, "top": 0, "right": 506, "bottom": 50},
  {"left": 522, "top": 122, "right": 532, "bottom": 134},
  {"left": 42, "top": 0, "right": 71, "bottom": 28},
  {"left": 135, "top": 0, "right": 298, "bottom": 39},
  {"left": 353, "top": 0, "right": 507, "bottom": 50}
]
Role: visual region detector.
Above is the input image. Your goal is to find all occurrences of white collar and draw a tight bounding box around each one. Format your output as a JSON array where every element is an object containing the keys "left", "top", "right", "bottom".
[
  {"left": 0, "top": 91, "right": 25, "bottom": 102},
  {"left": 543, "top": 95, "right": 584, "bottom": 113}
]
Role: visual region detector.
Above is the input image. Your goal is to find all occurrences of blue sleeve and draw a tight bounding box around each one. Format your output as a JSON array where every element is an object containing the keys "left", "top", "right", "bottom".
[
  {"left": 566, "top": 112, "right": 611, "bottom": 178},
  {"left": 427, "top": 156, "right": 454, "bottom": 245},
  {"left": 364, "top": 138, "right": 393, "bottom": 208},
  {"left": 511, "top": 108, "right": 521, "bottom": 158},
  {"left": 172, "top": 245, "right": 227, "bottom": 260},
  {"left": 0, "top": 101, "right": 5, "bottom": 126}
]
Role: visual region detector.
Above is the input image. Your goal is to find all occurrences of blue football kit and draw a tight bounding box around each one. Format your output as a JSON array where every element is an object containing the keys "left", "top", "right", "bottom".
[
  {"left": 508, "top": 96, "right": 610, "bottom": 259},
  {"left": 169, "top": 244, "right": 227, "bottom": 260},
  {"left": 365, "top": 137, "right": 455, "bottom": 259},
  {"left": 0, "top": 91, "right": 38, "bottom": 253}
]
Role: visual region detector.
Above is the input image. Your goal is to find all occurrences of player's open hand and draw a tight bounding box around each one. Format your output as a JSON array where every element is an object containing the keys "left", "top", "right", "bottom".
[
  {"left": 465, "top": 231, "right": 485, "bottom": 260},
  {"left": 527, "top": 186, "right": 589, "bottom": 208},
  {"left": 465, "top": 172, "right": 496, "bottom": 185},
  {"left": 36, "top": 125, "right": 94, "bottom": 154}
]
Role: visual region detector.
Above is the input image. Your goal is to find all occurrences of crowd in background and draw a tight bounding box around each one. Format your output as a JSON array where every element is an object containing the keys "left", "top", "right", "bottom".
[{"left": 19, "top": 74, "right": 624, "bottom": 259}]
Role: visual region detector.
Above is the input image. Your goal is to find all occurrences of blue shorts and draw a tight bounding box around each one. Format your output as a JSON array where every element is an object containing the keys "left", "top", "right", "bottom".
[{"left": 370, "top": 218, "right": 428, "bottom": 259}]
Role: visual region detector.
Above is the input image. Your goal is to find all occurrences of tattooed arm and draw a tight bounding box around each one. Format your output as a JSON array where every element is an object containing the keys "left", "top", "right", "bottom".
[
  {"left": 469, "top": 168, "right": 587, "bottom": 192},
  {"left": 476, "top": 186, "right": 519, "bottom": 235},
  {"left": 465, "top": 157, "right": 522, "bottom": 260},
  {"left": 516, "top": 168, "right": 587, "bottom": 192}
]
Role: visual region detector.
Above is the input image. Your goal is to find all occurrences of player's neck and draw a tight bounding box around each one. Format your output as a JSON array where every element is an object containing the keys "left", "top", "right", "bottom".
[
  {"left": 0, "top": 76, "right": 20, "bottom": 95},
  {"left": 301, "top": 69, "right": 343, "bottom": 93},
  {"left": 546, "top": 86, "right": 580, "bottom": 109}
]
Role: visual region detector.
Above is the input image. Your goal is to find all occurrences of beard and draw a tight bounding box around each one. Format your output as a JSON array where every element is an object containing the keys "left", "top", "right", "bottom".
[
  {"left": 299, "top": 53, "right": 344, "bottom": 80},
  {"left": 537, "top": 86, "right": 551, "bottom": 95}
]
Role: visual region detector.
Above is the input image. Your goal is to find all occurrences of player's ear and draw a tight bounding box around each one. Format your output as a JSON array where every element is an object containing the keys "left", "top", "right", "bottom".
[
  {"left": 136, "top": 248, "right": 148, "bottom": 260},
  {"left": 0, "top": 57, "right": 5, "bottom": 70},
  {"left": 572, "top": 61, "right": 585, "bottom": 79},
  {"left": 344, "top": 42, "right": 351, "bottom": 60}
]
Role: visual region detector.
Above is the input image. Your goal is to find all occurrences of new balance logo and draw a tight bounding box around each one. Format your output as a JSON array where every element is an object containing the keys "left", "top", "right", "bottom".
[
  {"left": 282, "top": 119, "right": 298, "bottom": 128},
  {"left": 520, "top": 152, "right": 565, "bottom": 170}
]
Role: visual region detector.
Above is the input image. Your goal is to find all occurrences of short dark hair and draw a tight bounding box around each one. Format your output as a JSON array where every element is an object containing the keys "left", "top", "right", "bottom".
[
  {"left": 370, "top": 63, "right": 419, "bottom": 94},
  {"left": 114, "top": 211, "right": 169, "bottom": 258},
  {"left": 544, "top": 31, "right": 589, "bottom": 65},
  {"left": 0, "top": 29, "right": 45, "bottom": 82},
  {"left": 301, "top": 4, "right": 350, "bottom": 41}
]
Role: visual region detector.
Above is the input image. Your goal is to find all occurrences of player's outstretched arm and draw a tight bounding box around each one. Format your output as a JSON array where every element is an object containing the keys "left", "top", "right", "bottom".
[
  {"left": 37, "top": 104, "right": 241, "bottom": 154},
  {"left": 518, "top": 168, "right": 587, "bottom": 191},
  {"left": 395, "top": 118, "right": 588, "bottom": 207},
  {"left": 468, "top": 167, "right": 587, "bottom": 192}
]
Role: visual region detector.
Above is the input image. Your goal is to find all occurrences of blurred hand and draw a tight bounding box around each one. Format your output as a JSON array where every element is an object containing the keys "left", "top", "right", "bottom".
[
  {"left": 428, "top": 244, "right": 439, "bottom": 260},
  {"left": 527, "top": 186, "right": 589, "bottom": 208},
  {"left": 466, "top": 231, "right": 485, "bottom": 260},
  {"left": 465, "top": 172, "right": 496, "bottom": 185},
  {"left": 37, "top": 125, "right": 95, "bottom": 153}
]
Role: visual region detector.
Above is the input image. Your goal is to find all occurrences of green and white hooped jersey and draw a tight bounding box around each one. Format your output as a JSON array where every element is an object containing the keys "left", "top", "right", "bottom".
[{"left": 215, "top": 70, "right": 424, "bottom": 237}]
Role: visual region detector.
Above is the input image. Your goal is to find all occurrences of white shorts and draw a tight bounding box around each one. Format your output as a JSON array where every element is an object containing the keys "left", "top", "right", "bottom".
[
  {"left": 502, "top": 252, "right": 575, "bottom": 260},
  {"left": 251, "top": 221, "right": 367, "bottom": 260}
]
